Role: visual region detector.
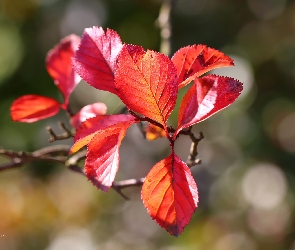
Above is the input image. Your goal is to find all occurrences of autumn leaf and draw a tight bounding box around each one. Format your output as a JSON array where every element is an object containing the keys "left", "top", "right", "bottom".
[
  {"left": 85, "top": 120, "right": 136, "bottom": 192},
  {"left": 174, "top": 75, "right": 243, "bottom": 138},
  {"left": 142, "top": 153, "right": 198, "bottom": 236},
  {"left": 171, "top": 45, "right": 234, "bottom": 89},
  {"left": 71, "top": 114, "right": 137, "bottom": 154},
  {"left": 46, "top": 34, "right": 81, "bottom": 107},
  {"left": 115, "top": 44, "right": 178, "bottom": 132},
  {"left": 10, "top": 95, "right": 61, "bottom": 123},
  {"left": 145, "top": 123, "right": 166, "bottom": 141},
  {"left": 73, "top": 26, "right": 123, "bottom": 94},
  {"left": 71, "top": 102, "right": 107, "bottom": 128}
]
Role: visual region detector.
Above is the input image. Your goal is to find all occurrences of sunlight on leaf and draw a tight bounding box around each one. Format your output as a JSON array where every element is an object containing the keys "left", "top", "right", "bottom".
[
  {"left": 10, "top": 94, "right": 61, "bottom": 123},
  {"left": 142, "top": 153, "right": 198, "bottom": 236},
  {"left": 73, "top": 26, "right": 123, "bottom": 94},
  {"left": 175, "top": 75, "right": 243, "bottom": 138},
  {"left": 115, "top": 44, "right": 178, "bottom": 132},
  {"left": 171, "top": 44, "right": 234, "bottom": 89},
  {"left": 46, "top": 34, "right": 81, "bottom": 106},
  {"left": 85, "top": 120, "right": 138, "bottom": 191}
]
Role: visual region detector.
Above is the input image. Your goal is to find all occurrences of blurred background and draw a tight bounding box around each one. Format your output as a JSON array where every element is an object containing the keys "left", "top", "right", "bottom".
[{"left": 1, "top": 0, "right": 295, "bottom": 249}]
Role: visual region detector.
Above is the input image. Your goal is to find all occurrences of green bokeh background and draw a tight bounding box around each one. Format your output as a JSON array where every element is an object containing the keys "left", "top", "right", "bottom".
[{"left": 1, "top": 0, "right": 295, "bottom": 249}]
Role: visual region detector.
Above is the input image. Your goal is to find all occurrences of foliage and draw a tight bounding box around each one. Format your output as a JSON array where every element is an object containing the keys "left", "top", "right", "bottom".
[{"left": 8, "top": 26, "right": 242, "bottom": 236}]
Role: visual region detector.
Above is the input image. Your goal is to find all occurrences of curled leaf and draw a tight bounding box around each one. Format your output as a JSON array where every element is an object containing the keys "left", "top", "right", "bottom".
[
  {"left": 171, "top": 45, "right": 234, "bottom": 89},
  {"left": 71, "top": 102, "right": 107, "bottom": 128},
  {"left": 142, "top": 153, "right": 198, "bottom": 236},
  {"left": 46, "top": 34, "right": 81, "bottom": 106},
  {"left": 71, "top": 114, "right": 136, "bottom": 154},
  {"left": 145, "top": 123, "right": 166, "bottom": 141},
  {"left": 10, "top": 94, "right": 61, "bottom": 123}
]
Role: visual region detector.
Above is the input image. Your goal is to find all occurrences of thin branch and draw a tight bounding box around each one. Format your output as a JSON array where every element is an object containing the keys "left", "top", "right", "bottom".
[
  {"left": 112, "top": 178, "right": 145, "bottom": 201},
  {"left": 186, "top": 131, "right": 204, "bottom": 168},
  {"left": 0, "top": 145, "right": 71, "bottom": 172},
  {"left": 157, "top": 0, "right": 175, "bottom": 56},
  {"left": 113, "top": 178, "right": 145, "bottom": 189}
]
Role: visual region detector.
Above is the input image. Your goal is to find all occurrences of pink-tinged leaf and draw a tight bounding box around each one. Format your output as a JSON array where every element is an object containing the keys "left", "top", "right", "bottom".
[
  {"left": 71, "top": 102, "right": 107, "bottom": 128},
  {"left": 71, "top": 114, "right": 136, "bottom": 153},
  {"left": 115, "top": 45, "right": 178, "bottom": 131},
  {"left": 142, "top": 153, "right": 198, "bottom": 236},
  {"left": 73, "top": 26, "right": 123, "bottom": 94},
  {"left": 10, "top": 95, "right": 61, "bottom": 123},
  {"left": 171, "top": 45, "right": 234, "bottom": 89},
  {"left": 85, "top": 120, "right": 137, "bottom": 192},
  {"left": 175, "top": 75, "right": 243, "bottom": 138},
  {"left": 46, "top": 34, "right": 81, "bottom": 106}
]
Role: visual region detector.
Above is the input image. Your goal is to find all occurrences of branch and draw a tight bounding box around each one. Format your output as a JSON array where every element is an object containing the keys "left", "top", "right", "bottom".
[
  {"left": 186, "top": 131, "right": 204, "bottom": 168},
  {"left": 112, "top": 178, "right": 145, "bottom": 201},
  {"left": 0, "top": 145, "right": 72, "bottom": 172},
  {"left": 157, "top": 0, "right": 175, "bottom": 56},
  {"left": 0, "top": 145, "right": 145, "bottom": 200},
  {"left": 46, "top": 121, "right": 74, "bottom": 143}
]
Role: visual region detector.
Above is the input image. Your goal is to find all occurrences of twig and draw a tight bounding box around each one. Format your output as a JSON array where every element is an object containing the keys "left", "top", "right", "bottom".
[
  {"left": 113, "top": 178, "right": 145, "bottom": 189},
  {"left": 46, "top": 121, "right": 74, "bottom": 143},
  {"left": 186, "top": 131, "right": 204, "bottom": 168},
  {"left": 112, "top": 178, "right": 145, "bottom": 201}
]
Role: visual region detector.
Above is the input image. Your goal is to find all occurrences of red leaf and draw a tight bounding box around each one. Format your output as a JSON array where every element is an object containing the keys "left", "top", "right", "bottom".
[
  {"left": 142, "top": 153, "right": 198, "bottom": 236},
  {"left": 46, "top": 35, "right": 81, "bottom": 106},
  {"left": 85, "top": 119, "right": 137, "bottom": 192},
  {"left": 171, "top": 45, "right": 234, "bottom": 89},
  {"left": 10, "top": 94, "right": 61, "bottom": 123},
  {"left": 175, "top": 75, "right": 243, "bottom": 137},
  {"left": 71, "top": 114, "right": 137, "bottom": 154},
  {"left": 73, "top": 27, "right": 123, "bottom": 94},
  {"left": 115, "top": 45, "right": 178, "bottom": 131},
  {"left": 71, "top": 102, "right": 107, "bottom": 128}
]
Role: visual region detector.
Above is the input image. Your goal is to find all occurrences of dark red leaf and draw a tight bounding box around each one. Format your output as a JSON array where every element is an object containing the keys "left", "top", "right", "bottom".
[
  {"left": 46, "top": 34, "right": 81, "bottom": 106},
  {"left": 171, "top": 45, "right": 234, "bottom": 89},
  {"left": 71, "top": 114, "right": 137, "bottom": 154},
  {"left": 175, "top": 75, "right": 243, "bottom": 138},
  {"left": 142, "top": 153, "right": 199, "bottom": 236},
  {"left": 71, "top": 102, "right": 107, "bottom": 128},
  {"left": 85, "top": 119, "right": 137, "bottom": 192},
  {"left": 115, "top": 45, "right": 178, "bottom": 132},
  {"left": 10, "top": 94, "right": 61, "bottom": 123},
  {"left": 73, "top": 27, "right": 123, "bottom": 94}
]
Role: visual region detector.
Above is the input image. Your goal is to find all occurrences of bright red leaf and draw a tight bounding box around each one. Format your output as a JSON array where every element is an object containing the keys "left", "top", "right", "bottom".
[
  {"left": 71, "top": 114, "right": 137, "bottom": 154},
  {"left": 10, "top": 94, "right": 61, "bottom": 123},
  {"left": 71, "top": 102, "right": 107, "bottom": 128},
  {"left": 175, "top": 75, "right": 243, "bottom": 138},
  {"left": 115, "top": 45, "right": 178, "bottom": 132},
  {"left": 73, "top": 27, "right": 123, "bottom": 94},
  {"left": 46, "top": 34, "right": 81, "bottom": 106},
  {"left": 171, "top": 44, "right": 234, "bottom": 89},
  {"left": 142, "top": 152, "right": 199, "bottom": 236},
  {"left": 84, "top": 119, "right": 138, "bottom": 192}
]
